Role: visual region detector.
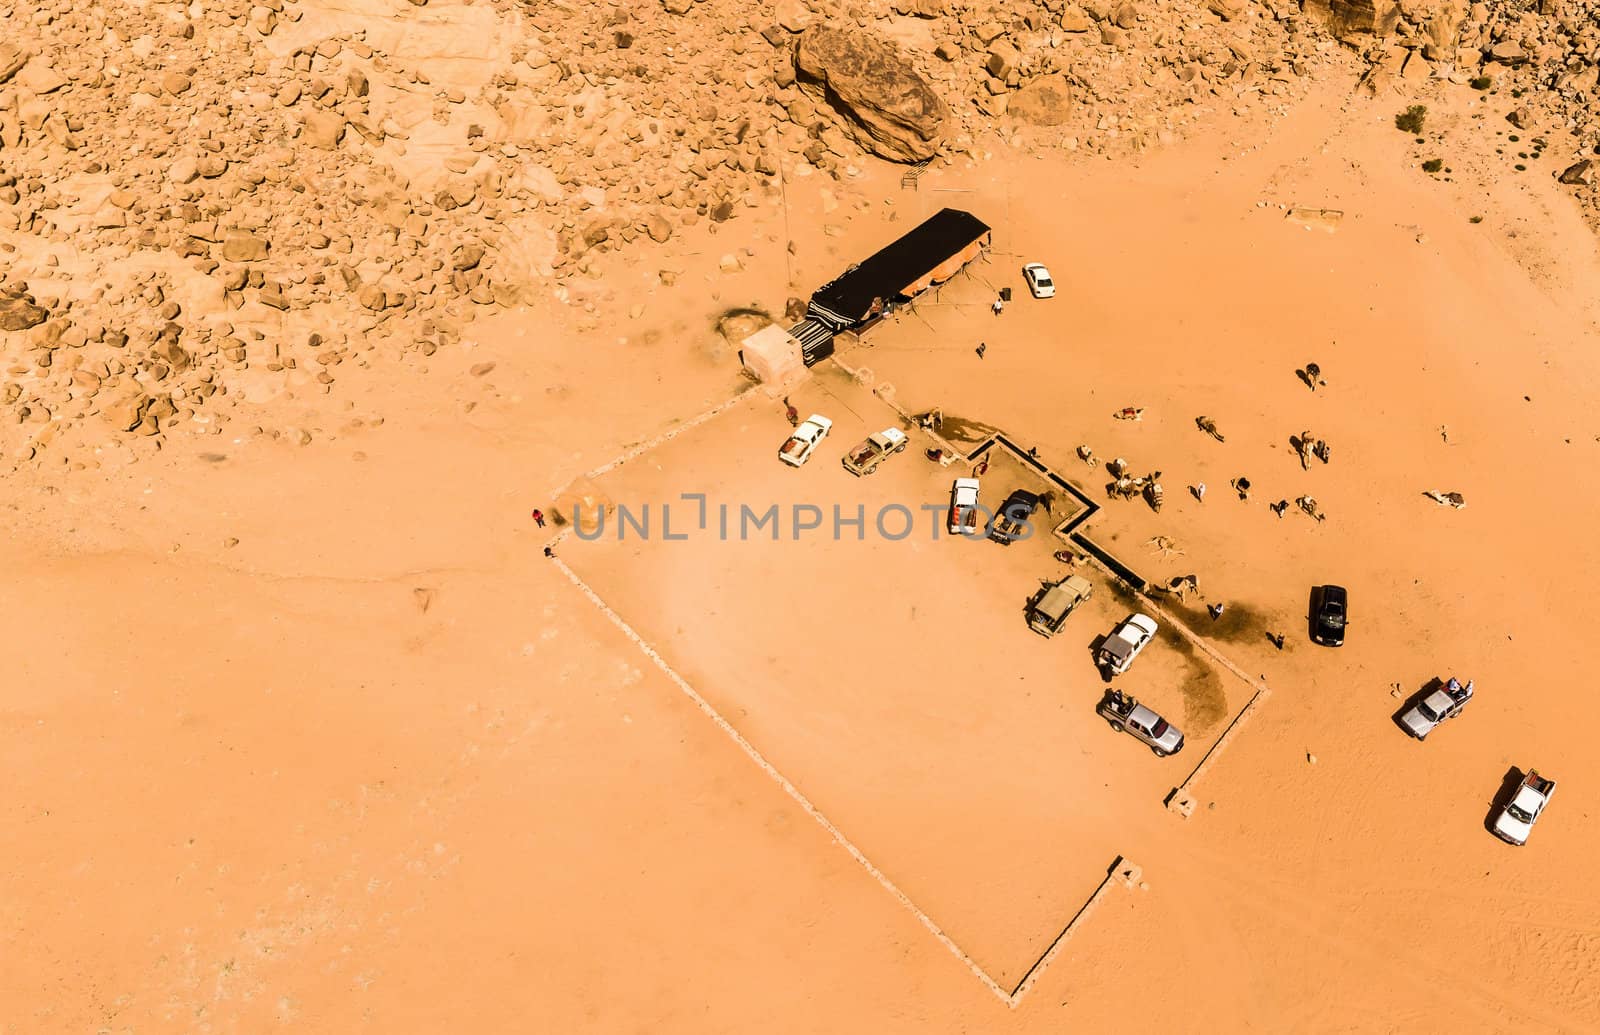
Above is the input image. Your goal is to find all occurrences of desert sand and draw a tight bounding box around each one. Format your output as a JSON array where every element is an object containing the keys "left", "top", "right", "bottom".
[{"left": 4, "top": 0, "right": 1600, "bottom": 1031}]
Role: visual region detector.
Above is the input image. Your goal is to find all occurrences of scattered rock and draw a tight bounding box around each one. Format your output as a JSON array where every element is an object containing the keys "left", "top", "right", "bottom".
[
  {"left": 221, "top": 230, "right": 270, "bottom": 262},
  {"left": 0, "top": 44, "right": 28, "bottom": 85},
  {"left": 1008, "top": 76, "right": 1074, "bottom": 126},
  {"left": 1488, "top": 40, "right": 1526, "bottom": 64},
  {"left": 0, "top": 289, "right": 48, "bottom": 331},
  {"left": 302, "top": 109, "right": 347, "bottom": 149},
  {"left": 1558, "top": 159, "right": 1592, "bottom": 186}
]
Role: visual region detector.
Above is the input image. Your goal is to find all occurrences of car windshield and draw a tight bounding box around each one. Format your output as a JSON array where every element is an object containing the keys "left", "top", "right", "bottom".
[
  {"left": 1037, "top": 276, "right": 1052, "bottom": 287},
  {"left": 1416, "top": 701, "right": 1441, "bottom": 722},
  {"left": 1506, "top": 804, "right": 1535, "bottom": 823},
  {"left": 1150, "top": 718, "right": 1169, "bottom": 737}
]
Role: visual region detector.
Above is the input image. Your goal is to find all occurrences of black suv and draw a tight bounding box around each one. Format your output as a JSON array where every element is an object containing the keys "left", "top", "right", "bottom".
[
  {"left": 1311, "top": 584, "right": 1348, "bottom": 646},
  {"left": 988, "top": 489, "right": 1040, "bottom": 545}
]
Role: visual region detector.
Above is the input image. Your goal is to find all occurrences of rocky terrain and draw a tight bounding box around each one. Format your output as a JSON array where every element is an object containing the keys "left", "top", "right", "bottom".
[{"left": 1, "top": 0, "right": 1597, "bottom": 466}]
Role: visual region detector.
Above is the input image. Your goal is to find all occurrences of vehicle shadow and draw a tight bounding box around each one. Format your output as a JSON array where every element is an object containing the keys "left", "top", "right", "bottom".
[
  {"left": 1391, "top": 677, "right": 1445, "bottom": 735},
  {"left": 1484, "top": 766, "right": 1526, "bottom": 838}
]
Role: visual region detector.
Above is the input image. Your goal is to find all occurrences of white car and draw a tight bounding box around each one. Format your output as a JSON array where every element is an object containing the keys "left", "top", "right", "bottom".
[
  {"left": 1022, "top": 262, "right": 1055, "bottom": 299},
  {"left": 948, "top": 477, "right": 981, "bottom": 535},
  {"left": 1097, "top": 613, "right": 1159, "bottom": 675},
  {"left": 779, "top": 414, "right": 832, "bottom": 467},
  {"left": 1492, "top": 769, "right": 1556, "bottom": 846}
]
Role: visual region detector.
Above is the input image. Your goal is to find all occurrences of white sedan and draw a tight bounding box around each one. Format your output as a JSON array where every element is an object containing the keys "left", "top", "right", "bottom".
[
  {"left": 1022, "top": 262, "right": 1055, "bottom": 299},
  {"left": 779, "top": 414, "right": 832, "bottom": 467}
]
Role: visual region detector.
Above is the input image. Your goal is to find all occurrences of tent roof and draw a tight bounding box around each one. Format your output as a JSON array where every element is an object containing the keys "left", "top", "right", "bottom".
[{"left": 810, "top": 208, "right": 990, "bottom": 324}]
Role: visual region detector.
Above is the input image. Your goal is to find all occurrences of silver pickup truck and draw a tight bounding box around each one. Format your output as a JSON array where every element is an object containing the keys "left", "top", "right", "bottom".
[{"left": 1398, "top": 677, "right": 1473, "bottom": 740}]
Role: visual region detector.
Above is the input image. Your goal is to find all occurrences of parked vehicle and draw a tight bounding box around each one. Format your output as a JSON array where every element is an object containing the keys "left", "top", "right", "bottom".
[
  {"left": 779, "top": 414, "right": 832, "bottom": 467},
  {"left": 1310, "top": 584, "right": 1348, "bottom": 646},
  {"left": 842, "top": 427, "right": 908, "bottom": 476},
  {"left": 1097, "top": 613, "right": 1159, "bottom": 675},
  {"left": 1492, "top": 769, "right": 1556, "bottom": 846},
  {"left": 1022, "top": 262, "right": 1055, "bottom": 299},
  {"left": 1098, "top": 689, "right": 1184, "bottom": 756},
  {"left": 1398, "top": 677, "right": 1474, "bottom": 740},
  {"left": 988, "top": 489, "right": 1039, "bottom": 545},
  {"left": 1028, "top": 575, "right": 1094, "bottom": 637},
  {"left": 948, "top": 477, "right": 981, "bottom": 535}
]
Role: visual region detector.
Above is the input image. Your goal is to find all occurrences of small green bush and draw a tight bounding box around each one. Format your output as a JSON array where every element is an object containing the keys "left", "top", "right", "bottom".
[
  {"left": 1422, "top": 158, "right": 1444, "bottom": 173},
  {"left": 1395, "top": 105, "right": 1428, "bottom": 133},
  {"left": 1470, "top": 215, "right": 1484, "bottom": 224},
  {"left": 1469, "top": 76, "right": 1492, "bottom": 90}
]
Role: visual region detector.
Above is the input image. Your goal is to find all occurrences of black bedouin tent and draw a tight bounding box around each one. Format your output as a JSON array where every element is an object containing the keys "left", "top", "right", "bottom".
[{"left": 806, "top": 208, "right": 991, "bottom": 331}]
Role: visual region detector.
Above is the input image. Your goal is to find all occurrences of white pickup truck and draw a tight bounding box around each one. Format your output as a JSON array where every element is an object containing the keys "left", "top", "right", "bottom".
[
  {"left": 842, "top": 427, "right": 908, "bottom": 476},
  {"left": 1492, "top": 769, "right": 1556, "bottom": 846},
  {"left": 1097, "top": 614, "right": 1159, "bottom": 676},
  {"left": 779, "top": 414, "right": 832, "bottom": 467},
  {"left": 947, "top": 477, "right": 981, "bottom": 535}
]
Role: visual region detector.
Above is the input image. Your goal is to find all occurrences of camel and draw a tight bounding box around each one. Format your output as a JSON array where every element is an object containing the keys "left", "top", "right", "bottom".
[
  {"left": 1296, "top": 431, "right": 1315, "bottom": 470},
  {"left": 1108, "top": 476, "right": 1140, "bottom": 500},
  {"left": 1077, "top": 444, "right": 1098, "bottom": 467},
  {"left": 1114, "top": 406, "right": 1145, "bottom": 421},
  {"left": 1295, "top": 494, "right": 1325, "bottom": 522},
  {"left": 1196, "top": 415, "right": 1225, "bottom": 442},
  {"left": 1424, "top": 490, "right": 1466, "bottom": 509}
]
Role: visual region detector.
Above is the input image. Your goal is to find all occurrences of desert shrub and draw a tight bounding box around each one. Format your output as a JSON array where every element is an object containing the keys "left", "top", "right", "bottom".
[
  {"left": 1469, "top": 77, "right": 1492, "bottom": 90},
  {"left": 1395, "top": 105, "right": 1428, "bottom": 133},
  {"left": 1422, "top": 158, "right": 1444, "bottom": 173}
]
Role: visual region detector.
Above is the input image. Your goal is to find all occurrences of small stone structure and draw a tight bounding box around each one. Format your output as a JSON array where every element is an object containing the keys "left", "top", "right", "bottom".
[{"left": 740, "top": 324, "right": 808, "bottom": 388}]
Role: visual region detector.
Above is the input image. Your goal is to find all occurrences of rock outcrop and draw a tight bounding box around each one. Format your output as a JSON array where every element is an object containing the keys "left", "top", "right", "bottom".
[
  {"left": 795, "top": 25, "right": 949, "bottom": 163},
  {"left": 1301, "top": 0, "right": 1402, "bottom": 35}
]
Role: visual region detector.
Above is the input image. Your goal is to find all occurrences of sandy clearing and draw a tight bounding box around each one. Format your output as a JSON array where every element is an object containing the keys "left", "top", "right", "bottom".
[
  {"left": 5, "top": 69, "right": 1600, "bottom": 1033},
  {"left": 560, "top": 370, "right": 1240, "bottom": 989}
]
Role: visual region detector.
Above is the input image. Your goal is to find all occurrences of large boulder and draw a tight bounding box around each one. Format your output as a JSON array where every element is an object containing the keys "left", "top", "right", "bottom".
[
  {"left": 0, "top": 288, "right": 48, "bottom": 332},
  {"left": 1008, "top": 75, "right": 1073, "bottom": 126},
  {"left": 1300, "top": 0, "right": 1401, "bottom": 35},
  {"left": 794, "top": 24, "right": 949, "bottom": 162}
]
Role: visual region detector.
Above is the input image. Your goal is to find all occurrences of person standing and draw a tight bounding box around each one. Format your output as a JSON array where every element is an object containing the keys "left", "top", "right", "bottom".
[{"left": 532, "top": 508, "right": 546, "bottom": 528}]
